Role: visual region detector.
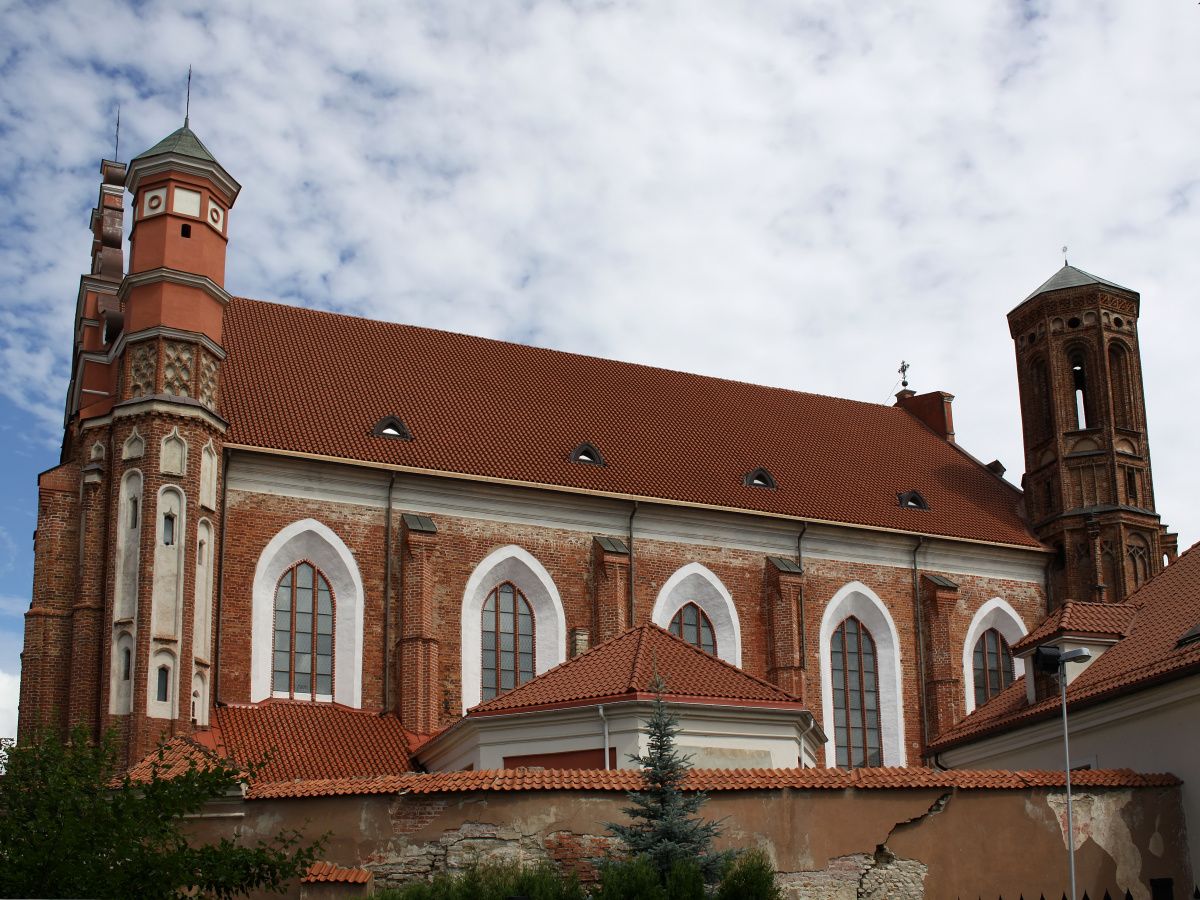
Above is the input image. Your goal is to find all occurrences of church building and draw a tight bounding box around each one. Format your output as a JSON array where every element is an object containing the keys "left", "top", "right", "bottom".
[{"left": 18, "top": 123, "right": 1178, "bottom": 780}]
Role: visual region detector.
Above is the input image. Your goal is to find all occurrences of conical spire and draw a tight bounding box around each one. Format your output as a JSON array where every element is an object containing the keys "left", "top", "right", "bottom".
[
  {"left": 1021, "top": 264, "right": 1132, "bottom": 303},
  {"left": 132, "top": 124, "right": 217, "bottom": 164}
]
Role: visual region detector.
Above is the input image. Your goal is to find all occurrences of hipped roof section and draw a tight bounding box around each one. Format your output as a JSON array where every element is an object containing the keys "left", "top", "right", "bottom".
[
  {"left": 469, "top": 623, "right": 801, "bottom": 715},
  {"left": 221, "top": 297, "right": 1039, "bottom": 549}
]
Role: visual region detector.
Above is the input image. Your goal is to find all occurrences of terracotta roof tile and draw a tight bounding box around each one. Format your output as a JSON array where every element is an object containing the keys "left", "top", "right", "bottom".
[
  {"left": 220, "top": 297, "right": 1040, "bottom": 549},
  {"left": 932, "top": 541, "right": 1200, "bottom": 751},
  {"left": 246, "top": 766, "right": 1177, "bottom": 800},
  {"left": 211, "top": 701, "right": 414, "bottom": 782},
  {"left": 469, "top": 623, "right": 801, "bottom": 714},
  {"left": 303, "top": 862, "right": 372, "bottom": 884},
  {"left": 1010, "top": 600, "right": 1137, "bottom": 654},
  {"left": 126, "top": 736, "right": 228, "bottom": 783}
]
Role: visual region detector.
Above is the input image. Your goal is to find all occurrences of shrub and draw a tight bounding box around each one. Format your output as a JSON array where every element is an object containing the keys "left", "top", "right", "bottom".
[
  {"left": 715, "top": 848, "right": 784, "bottom": 900},
  {"left": 374, "top": 858, "right": 585, "bottom": 900}
]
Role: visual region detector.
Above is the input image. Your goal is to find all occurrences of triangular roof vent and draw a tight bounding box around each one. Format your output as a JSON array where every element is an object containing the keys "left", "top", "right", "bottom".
[
  {"left": 744, "top": 468, "right": 777, "bottom": 490},
  {"left": 570, "top": 442, "right": 605, "bottom": 466},
  {"left": 898, "top": 489, "right": 930, "bottom": 511},
  {"left": 372, "top": 416, "right": 413, "bottom": 441}
]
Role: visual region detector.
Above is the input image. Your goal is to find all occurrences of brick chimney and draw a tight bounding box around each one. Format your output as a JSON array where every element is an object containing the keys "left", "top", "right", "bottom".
[{"left": 896, "top": 391, "right": 956, "bottom": 443}]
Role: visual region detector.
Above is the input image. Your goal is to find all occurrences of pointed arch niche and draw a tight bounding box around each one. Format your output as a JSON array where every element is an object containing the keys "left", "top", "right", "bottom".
[
  {"left": 651, "top": 563, "right": 741, "bottom": 668},
  {"left": 461, "top": 546, "right": 567, "bottom": 713},
  {"left": 961, "top": 598, "right": 1028, "bottom": 715},
  {"left": 251, "top": 519, "right": 365, "bottom": 708},
  {"left": 819, "top": 581, "right": 906, "bottom": 767}
]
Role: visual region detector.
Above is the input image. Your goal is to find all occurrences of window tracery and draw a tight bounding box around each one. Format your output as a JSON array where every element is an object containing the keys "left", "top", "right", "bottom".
[
  {"left": 831, "top": 616, "right": 882, "bottom": 769},
  {"left": 972, "top": 628, "right": 1014, "bottom": 707},
  {"left": 273, "top": 561, "right": 335, "bottom": 699},
  {"left": 669, "top": 602, "right": 715, "bottom": 655},
  {"left": 481, "top": 582, "right": 534, "bottom": 701}
]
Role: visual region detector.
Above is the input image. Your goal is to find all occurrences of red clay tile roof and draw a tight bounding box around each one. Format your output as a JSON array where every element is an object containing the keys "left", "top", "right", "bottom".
[
  {"left": 211, "top": 701, "right": 414, "bottom": 782},
  {"left": 245, "top": 766, "right": 1177, "bottom": 800},
  {"left": 932, "top": 541, "right": 1200, "bottom": 752},
  {"left": 220, "top": 297, "right": 1040, "bottom": 549},
  {"left": 468, "top": 623, "right": 802, "bottom": 715},
  {"left": 303, "top": 862, "right": 372, "bottom": 884},
  {"left": 1010, "top": 600, "right": 1137, "bottom": 654},
  {"left": 126, "top": 735, "right": 230, "bottom": 783}
]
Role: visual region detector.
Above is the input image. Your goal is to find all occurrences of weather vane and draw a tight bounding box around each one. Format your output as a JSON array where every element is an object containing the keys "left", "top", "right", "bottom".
[
  {"left": 898, "top": 360, "right": 910, "bottom": 389},
  {"left": 1063, "top": 245, "right": 1068, "bottom": 267},
  {"left": 185, "top": 66, "right": 192, "bottom": 127},
  {"left": 114, "top": 105, "right": 120, "bottom": 160}
]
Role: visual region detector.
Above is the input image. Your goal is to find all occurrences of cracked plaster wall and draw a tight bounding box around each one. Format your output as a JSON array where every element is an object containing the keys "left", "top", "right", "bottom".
[{"left": 184, "top": 784, "right": 1191, "bottom": 898}]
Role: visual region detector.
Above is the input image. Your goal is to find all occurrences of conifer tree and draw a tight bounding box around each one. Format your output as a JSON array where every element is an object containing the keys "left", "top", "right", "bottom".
[{"left": 603, "top": 674, "right": 733, "bottom": 885}]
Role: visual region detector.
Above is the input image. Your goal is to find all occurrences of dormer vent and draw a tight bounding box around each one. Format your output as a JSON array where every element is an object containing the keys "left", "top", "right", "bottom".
[
  {"left": 570, "top": 442, "right": 605, "bottom": 466},
  {"left": 372, "top": 416, "right": 413, "bottom": 441},
  {"left": 898, "top": 490, "right": 930, "bottom": 511},
  {"left": 744, "top": 468, "right": 777, "bottom": 490}
]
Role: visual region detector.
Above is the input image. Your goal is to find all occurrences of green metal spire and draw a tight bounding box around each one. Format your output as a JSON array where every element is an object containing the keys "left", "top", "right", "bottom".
[{"left": 132, "top": 125, "right": 218, "bottom": 164}]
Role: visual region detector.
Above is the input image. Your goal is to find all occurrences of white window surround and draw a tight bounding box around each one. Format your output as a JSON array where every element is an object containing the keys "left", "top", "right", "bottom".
[
  {"left": 819, "top": 581, "right": 906, "bottom": 767},
  {"left": 461, "top": 545, "right": 567, "bottom": 714},
  {"left": 251, "top": 519, "right": 364, "bottom": 708},
  {"left": 651, "top": 563, "right": 742, "bottom": 668},
  {"left": 147, "top": 648, "right": 177, "bottom": 719},
  {"left": 962, "top": 598, "right": 1028, "bottom": 714}
]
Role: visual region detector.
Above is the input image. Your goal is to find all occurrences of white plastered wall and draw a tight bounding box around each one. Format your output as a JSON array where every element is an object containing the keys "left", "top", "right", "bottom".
[
  {"left": 461, "top": 545, "right": 567, "bottom": 713},
  {"left": 819, "top": 580, "right": 907, "bottom": 767},
  {"left": 651, "top": 563, "right": 742, "bottom": 668},
  {"left": 961, "top": 598, "right": 1028, "bottom": 714},
  {"left": 251, "top": 519, "right": 365, "bottom": 708}
]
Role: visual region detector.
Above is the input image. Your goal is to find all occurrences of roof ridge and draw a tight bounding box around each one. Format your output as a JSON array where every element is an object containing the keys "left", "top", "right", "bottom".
[
  {"left": 641, "top": 623, "right": 798, "bottom": 698},
  {"left": 628, "top": 624, "right": 651, "bottom": 692}
]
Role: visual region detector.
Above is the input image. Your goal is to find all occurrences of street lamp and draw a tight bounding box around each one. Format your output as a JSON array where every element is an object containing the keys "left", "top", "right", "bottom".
[{"left": 1033, "top": 645, "right": 1092, "bottom": 900}]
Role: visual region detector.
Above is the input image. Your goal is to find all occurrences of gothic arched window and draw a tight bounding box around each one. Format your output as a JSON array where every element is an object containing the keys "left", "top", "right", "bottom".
[
  {"left": 669, "top": 602, "right": 716, "bottom": 655},
  {"left": 831, "top": 616, "right": 882, "bottom": 769},
  {"left": 972, "top": 628, "right": 1014, "bottom": 707},
  {"left": 1108, "top": 343, "right": 1134, "bottom": 430},
  {"left": 273, "top": 561, "right": 335, "bottom": 699},
  {"left": 481, "top": 582, "right": 534, "bottom": 701}
]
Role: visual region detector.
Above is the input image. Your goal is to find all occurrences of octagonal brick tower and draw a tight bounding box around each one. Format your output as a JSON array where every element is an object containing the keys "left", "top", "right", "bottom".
[
  {"left": 21, "top": 121, "right": 240, "bottom": 764},
  {"left": 1008, "top": 265, "right": 1177, "bottom": 606}
]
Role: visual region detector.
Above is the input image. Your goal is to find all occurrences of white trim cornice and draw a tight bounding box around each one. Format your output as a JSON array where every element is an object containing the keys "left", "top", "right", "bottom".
[
  {"left": 111, "top": 395, "right": 228, "bottom": 432},
  {"left": 126, "top": 153, "right": 241, "bottom": 205},
  {"left": 118, "top": 268, "right": 232, "bottom": 309}
]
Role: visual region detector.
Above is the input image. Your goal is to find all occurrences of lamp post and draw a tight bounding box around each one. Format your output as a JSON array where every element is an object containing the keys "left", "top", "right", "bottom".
[{"left": 1033, "top": 645, "right": 1092, "bottom": 900}]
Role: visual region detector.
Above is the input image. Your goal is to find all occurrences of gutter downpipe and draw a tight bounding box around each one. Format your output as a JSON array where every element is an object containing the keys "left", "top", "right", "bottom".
[
  {"left": 213, "top": 449, "right": 231, "bottom": 705},
  {"left": 628, "top": 501, "right": 639, "bottom": 627},
  {"left": 598, "top": 705, "right": 610, "bottom": 770},
  {"left": 797, "top": 711, "right": 817, "bottom": 767},
  {"left": 384, "top": 473, "right": 396, "bottom": 713},
  {"left": 912, "top": 535, "right": 929, "bottom": 762},
  {"left": 796, "top": 523, "right": 808, "bottom": 661}
]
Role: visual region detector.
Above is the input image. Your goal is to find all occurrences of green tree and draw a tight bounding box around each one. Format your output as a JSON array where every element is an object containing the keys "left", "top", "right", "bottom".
[
  {"left": 0, "top": 723, "right": 328, "bottom": 899},
  {"left": 603, "top": 675, "right": 733, "bottom": 886}
]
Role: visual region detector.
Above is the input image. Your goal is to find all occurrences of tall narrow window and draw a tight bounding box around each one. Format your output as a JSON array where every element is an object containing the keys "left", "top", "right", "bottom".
[
  {"left": 1069, "top": 351, "right": 1091, "bottom": 428},
  {"left": 129, "top": 497, "right": 139, "bottom": 529},
  {"left": 1109, "top": 344, "right": 1134, "bottom": 430},
  {"left": 973, "top": 628, "right": 1014, "bottom": 707},
  {"left": 481, "top": 583, "right": 534, "bottom": 701},
  {"left": 122, "top": 648, "right": 131, "bottom": 681},
  {"left": 1125, "top": 468, "right": 1139, "bottom": 506},
  {"left": 273, "top": 562, "right": 335, "bottom": 699},
  {"left": 1030, "top": 359, "right": 1052, "bottom": 442},
  {"left": 669, "top": 603, "right": 716, "bottom": 655},
  {"left": 831, "top": 617, "right": 882, "bottom": 769},
  {"left": 163, "top": 513, "right": 176, "bottom": 546},
  {"left": 156, "top": 666, "right": 170, "bottom": 702}
]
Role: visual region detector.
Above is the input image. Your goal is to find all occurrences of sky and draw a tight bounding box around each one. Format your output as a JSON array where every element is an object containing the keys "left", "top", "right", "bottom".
[{"left": 1, "top": 0, "right": 1198, "bottom": 742}]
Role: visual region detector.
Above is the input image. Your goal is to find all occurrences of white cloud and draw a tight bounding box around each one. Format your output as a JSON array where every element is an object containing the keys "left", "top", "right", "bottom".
[{"left": 0, "top": 0, "right": 1197, "bottom": 552}]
